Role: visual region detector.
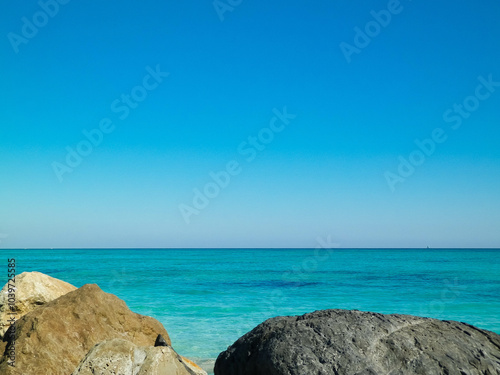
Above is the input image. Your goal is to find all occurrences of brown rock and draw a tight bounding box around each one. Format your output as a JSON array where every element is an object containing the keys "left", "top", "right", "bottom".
[
  {"left": 71, "top": 338, "right": 207, "bottom": 375},
  {"left": 0, "top": 271, "right": 76, "bottom": 338},
  {"left": 0, "top": 284, "right": 171, "bottom": 375}
]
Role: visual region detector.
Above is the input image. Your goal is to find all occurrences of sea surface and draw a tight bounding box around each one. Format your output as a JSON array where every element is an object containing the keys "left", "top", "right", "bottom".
[{"left": 1, "top": 248, "right": 499, "bottom": 373}]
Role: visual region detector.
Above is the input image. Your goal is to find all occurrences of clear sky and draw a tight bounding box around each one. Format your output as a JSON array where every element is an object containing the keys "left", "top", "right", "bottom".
[{"left": 1, "top": 0, "right": 499, "bottom": 248}]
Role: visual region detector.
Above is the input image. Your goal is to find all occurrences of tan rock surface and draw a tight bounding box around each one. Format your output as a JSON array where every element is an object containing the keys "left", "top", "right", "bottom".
[
  {"left": 0, "top": 271, "right": 76, "bottom": 338},
  {"left": 182, "top": 356, "right": 209, "bottom": 375},
  {"left": 0, "top": 284, "right": 171, "bottom": 375},
  {"left": 71, "top": 338, "right": 207, "bottom": 375}
]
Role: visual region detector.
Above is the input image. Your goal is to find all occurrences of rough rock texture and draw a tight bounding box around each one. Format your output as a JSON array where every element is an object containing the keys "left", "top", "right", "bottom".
[
  {"left": 215, "top": 309, "right": 500, "bottom": 375},
  {"left": 0, "top": 271, "right": 76, "bottom": 338},
  {"left": 0, "top": 284, "right": 171, "bottom": 375},
  {"left": 71, "top": 338, "right": 207, "bottom": 375}
]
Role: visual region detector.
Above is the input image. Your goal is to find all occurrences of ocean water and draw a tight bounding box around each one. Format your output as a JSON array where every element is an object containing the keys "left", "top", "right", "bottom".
[{"left": 1, "top": 248, "right": 499, "bottom": 373}]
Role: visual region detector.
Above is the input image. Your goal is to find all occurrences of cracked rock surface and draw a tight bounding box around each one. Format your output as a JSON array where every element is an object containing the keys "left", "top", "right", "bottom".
[{"left": 215, "top": 309, "right": 500, "bottom": 375}]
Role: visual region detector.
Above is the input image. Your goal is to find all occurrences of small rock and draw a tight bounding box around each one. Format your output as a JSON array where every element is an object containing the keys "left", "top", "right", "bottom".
[{"left": 155, "top": 333, "right": 169, "bottom": 347}]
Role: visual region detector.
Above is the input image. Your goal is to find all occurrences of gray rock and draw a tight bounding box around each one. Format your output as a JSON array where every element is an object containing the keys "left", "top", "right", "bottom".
[{"left": 215, "top": 309, "right": 500, "bottom": 375}]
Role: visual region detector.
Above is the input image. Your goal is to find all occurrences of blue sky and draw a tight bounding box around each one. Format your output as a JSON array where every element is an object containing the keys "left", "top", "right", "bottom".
[{"left": 1, "top": 0, "right": 499, "bottom": 248}]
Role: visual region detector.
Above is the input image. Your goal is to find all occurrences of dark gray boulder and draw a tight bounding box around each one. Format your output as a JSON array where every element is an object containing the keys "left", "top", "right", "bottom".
[{"left": 215, "top": 309, "right": 500, "bottom": 375}]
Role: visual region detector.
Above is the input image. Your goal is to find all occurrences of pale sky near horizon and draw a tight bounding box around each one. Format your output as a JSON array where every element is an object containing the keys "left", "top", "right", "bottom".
[{"left": 1, "top": 0, "right": 500, "bottom": 248}]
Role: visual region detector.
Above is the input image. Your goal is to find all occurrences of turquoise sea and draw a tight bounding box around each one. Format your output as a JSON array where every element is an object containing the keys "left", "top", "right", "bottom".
[{"left": 1, "top": 249, "right": 499, "bottom": 373}]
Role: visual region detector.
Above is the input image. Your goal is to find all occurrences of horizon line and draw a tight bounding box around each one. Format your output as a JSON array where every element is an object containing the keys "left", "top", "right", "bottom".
[{"left": 1, "top": 247, "right": 500, "bottom": 250}]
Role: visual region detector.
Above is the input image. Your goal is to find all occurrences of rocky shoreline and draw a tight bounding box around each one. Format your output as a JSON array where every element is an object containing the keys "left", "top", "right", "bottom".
[
  {"left": 0, "top": 272, "right": 206, "bottom": 375},
  {"left": 1, "top": 272, "right": 499, "bottom": 374}
]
